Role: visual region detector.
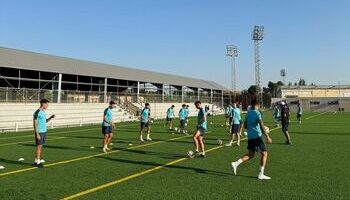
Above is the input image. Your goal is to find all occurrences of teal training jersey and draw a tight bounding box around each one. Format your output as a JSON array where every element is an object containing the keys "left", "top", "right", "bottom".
[
  {"left": 246, "top": 109, "right": 262, "bottom": 139},
  {"left": 102, "top": 107, "right": 113, "bottom": 127},
  {"left": 297, "top": 106, "right": 302, "bottom": 114},
  {"left": 141, "top": 108, "right": 150, "bottom": 123},
  {"left": 179, "top": 108, "right": 187, "bottom": 120},
  {"left": 167, "top": 108, "right": 174, "bottom": 118},
  {"left": 33, "top": 109, "right": 47, "bottom": 133},
  {"left": 185, "top": 108, "right": 189, "bottom": 117},
  {"left": 233, "top": 108, "right": 241, "bottom": 124},
  {"left": 274, "top": 106, "right": 280, "bottom": 118},
  {"left": 197, "top": 107, "right": 207, "bottom": 130}
]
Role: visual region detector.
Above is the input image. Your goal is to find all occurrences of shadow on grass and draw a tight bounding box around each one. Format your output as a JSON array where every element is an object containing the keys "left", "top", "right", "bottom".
[
  {"left": 292, "top": 131, "right": 350, "bottom": 136},
  {"left": 0, "top": 158, "right": 33, "bottom": 167},
  {"left": 96, "top": 156, "right": 232, "bottom": 177}
]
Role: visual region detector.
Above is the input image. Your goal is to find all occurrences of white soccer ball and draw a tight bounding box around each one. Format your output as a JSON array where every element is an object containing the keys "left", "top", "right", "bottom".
[
  {"left": 151, "top": 120, "right": 154, "bottom": 123},
  {"left": 187, "top": 150, "right": 194, "bottom": 158},
  {"left": 243, "top": 131, "right": 248, "bottom": 136},
  {"left": 18, "top": 158, "right": 24, "bottom": 162},
  {"left": 185, "top": 123, "right": 188, "bottom": 127},
  {"left": 217, "top": 139, "right": 223, "bottom": 145},
  {"left": 174, "top": 127, "right": 178, "bottom": 131}
]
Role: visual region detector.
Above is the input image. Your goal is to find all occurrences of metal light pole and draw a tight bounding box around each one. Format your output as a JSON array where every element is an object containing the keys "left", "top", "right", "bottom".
[
  {"left": 226, "top": 45, "right": 238, "bottom": 95},
  {"left": 252, "top": 25, "right": 264, "bottom": 106}
]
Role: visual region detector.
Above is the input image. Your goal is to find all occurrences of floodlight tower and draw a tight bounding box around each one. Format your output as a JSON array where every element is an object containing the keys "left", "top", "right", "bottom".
[
  {"left": 252, "top": 25, "right": 264, "bottom": 105},
  {"left": 280, "top": 69, "right": 286, "bottom": 84},
  {"left": 226, "top": 45, "right": 238, "bottom": 93}
]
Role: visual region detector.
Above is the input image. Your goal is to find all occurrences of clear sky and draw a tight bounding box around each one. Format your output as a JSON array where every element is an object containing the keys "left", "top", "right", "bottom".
[{"left": 1, "top": 0, "right": 349, "bottom": 90}]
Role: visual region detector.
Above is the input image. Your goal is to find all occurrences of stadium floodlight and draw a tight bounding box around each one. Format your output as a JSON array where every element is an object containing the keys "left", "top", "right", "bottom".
[
  {"left": 226, "top": 45, "right": 238, "bottom": 93},
  {"left": 252, "top": 25, "right": 264, "bottom": 105},
  {"left": 280, "top": 69, "right": 286, "bottom": 84}
]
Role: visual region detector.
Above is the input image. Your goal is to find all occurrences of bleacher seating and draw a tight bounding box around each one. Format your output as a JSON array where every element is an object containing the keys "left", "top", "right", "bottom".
[{"left": 0, "top": 103, "right": 137, "bottom": 132}]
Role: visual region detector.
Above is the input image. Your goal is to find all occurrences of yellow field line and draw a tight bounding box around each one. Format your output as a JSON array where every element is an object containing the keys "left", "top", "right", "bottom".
[
  {"left": 0, "top": 136, "right": 66, "bottom": 147},
  {"left": 61, "top": 127, "right": 280, "bottom": 200},
  {"left": 0, "top": 134, "right": 191, "bottom": 177}
]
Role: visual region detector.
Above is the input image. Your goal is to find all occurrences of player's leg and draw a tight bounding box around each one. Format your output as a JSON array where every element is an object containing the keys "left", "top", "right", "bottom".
[
  {"left": 236, "top": 130, "right": 241, "bottom": 146},
  {"left": 106, "top": 133, "right": 113, "bottom": 150},
  {"left": 231, "top": 149, "right": 255, "bottom": 175},
  {"left": 140, "top": 123, "right": 145, "bottom": 142},
  {"left": 198, "top": 135, "right": 205, "bottom": 157},
  {"left": 35, "top": 144, "right": 42, "bottom": 165},
  {"left": 146, "top": 123, "right": 152, "bottom": 141},
  {"left": 258, "top": 151, "right": 271, "bottom": 179},
  {"left": 193, "top": 131, "right": 200, "bottom": 154}
]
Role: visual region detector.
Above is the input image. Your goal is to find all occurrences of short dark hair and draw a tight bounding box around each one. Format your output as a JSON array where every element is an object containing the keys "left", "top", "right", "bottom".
[
  {"left": 109, "top": 101, "right": 116, "bottom": 105},
  {"left": 145, "top": 103, "right": 150, "bottom": 106},
  {"left": 40, "top": 99, "right": 49, "bottom": 104},
  {"left": 182, "top": 104, "right": 186, "bottom": 107},
  {"left": 250, "top": 99, "right": 260, "bottom": 107},
  {"left": 194, "top": 100, "right": 201, "bottom": 105},
  {"left": 171, "top": 105, "right": 175, "bottom": 107}
]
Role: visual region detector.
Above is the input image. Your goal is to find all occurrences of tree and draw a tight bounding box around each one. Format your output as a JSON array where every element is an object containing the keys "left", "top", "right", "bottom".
[{"left": 298, "top": 78, "right": 306, "bottom": 86}]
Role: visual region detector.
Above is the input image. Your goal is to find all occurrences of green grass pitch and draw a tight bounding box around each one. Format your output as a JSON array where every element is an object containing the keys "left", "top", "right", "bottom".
[{"left": 0, "top": 111, "right": 349, "bottom": 200}]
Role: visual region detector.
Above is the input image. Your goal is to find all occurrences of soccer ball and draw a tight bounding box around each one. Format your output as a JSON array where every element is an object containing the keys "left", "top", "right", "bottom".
[
  {"left": 187, "top": 150, "right": 194, "bottom": 158},
  {"left": 210, "top": 122, "right": 213, "bottom": 125},
  {"left": 174, "top": 127, "right": 178, "bottom": 131},
  {"left": 243, "top": 131, "right": 248, "bottom": 136},
  {"left": 217, "top": 139, "right": 223, "bottom": 145},
  {"left": 264, "top": 126, "right": 270, "bottom": 134},
  {"left": 151, "top": 120, "right": 154, "bottom": 123},
  {"left": 185, "top": 123, "right": 188, "bottom": 127}
]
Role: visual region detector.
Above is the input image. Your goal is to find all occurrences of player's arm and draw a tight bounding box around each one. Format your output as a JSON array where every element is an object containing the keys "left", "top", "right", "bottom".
[
  {"left": 33, "top": 119, "right": 41, "bottom": 140},
  {"left": 46, "top": 114, "right": 55, "bottom": 122},
  {"left": 259, "top": 120, "right": 272, "bottom": 143}
]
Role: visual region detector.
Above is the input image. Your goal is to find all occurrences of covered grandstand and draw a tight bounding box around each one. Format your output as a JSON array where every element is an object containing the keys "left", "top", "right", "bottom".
[{"left": 0, "top": 47, "right": 230, "bottom": 131}]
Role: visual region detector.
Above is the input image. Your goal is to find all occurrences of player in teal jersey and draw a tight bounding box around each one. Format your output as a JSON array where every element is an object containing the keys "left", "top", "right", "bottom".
[
  {"left": 179, "top": 104, "right": 187, "bottom": 134},
  {"left": 231, "top": 99, "right": 272, "bottom": 180},
  {"left": 165, "top": 105, "right": 175, "bottom": 130},
  {"left": 140, "top": 103, "right": 152, "bottom": 142},
  {"left": 193, "top": 101, "right": 207, "bottom": 157},
  {"left": 33, "top": 99, "right": 55, "bottom": 167},
  {"left": 273, "top": 103, "right": 281, "bottom": 127},
  {"left": 101, "top": 101, "right": 116, "bottom": 153}
]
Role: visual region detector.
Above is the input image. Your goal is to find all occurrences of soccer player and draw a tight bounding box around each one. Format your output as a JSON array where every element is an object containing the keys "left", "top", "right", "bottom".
[
  {"left": 273, "top": 103, "right": 280, "bottom": 127},
  {"left": 226, "top": 102, "right": 243, "bottom": 146},
  {"left": 193, "top": 101, "right": 207, "bottom": 157},
  {"left": 281, "top": 101, "right": 292, "bottom": 144},
  {"left": 140, "top": 103, "right": 152, "bottom": 142},
  {"left": 225, "top": 105, "right": 231, "bottom": 127},
  {"left": 297, "top": 103, "right": 302, "bottom": 124},
  {"left": 179, "top": 104, "right": 187, "bottom": 134},
  {"left": 231, "top": 99, "right": 272, "bottom": 180},
  {"left": 102, "top": 101, "right": 116, "bottom": 153},
  {"left": 185, "top": 105, "right": 190, "bottom": 122},
  {"left": 165, "top": 105, "right": 175, "bottom": 130},
  {"left": 33, "top": 99, "right": 55, "bottom": 167}
]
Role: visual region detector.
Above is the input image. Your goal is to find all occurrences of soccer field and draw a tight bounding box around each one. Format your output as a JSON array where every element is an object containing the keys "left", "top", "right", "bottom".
[{"left": 0, "top": 111, "right": 349, "bottom": 200}]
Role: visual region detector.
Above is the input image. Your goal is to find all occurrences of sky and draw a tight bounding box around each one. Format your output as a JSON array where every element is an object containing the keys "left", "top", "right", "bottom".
[{"left": 1, "top": 0, "right": 350, "bottom": 90}]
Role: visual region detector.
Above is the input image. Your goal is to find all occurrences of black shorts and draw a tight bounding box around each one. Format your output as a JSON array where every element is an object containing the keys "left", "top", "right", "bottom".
[
  {"left": 197, "top": 127, "right": 206, "bottom": 136},
  {"left": 35, "top": 132, "right": 47, "bottom": 145},
  {"left": 247, "top": 137, "right": 267, "bottom": 152},
  {"left": 102, "top": 126, "right": 113, "bottom": 135},
  {"left": 281, "top": 118, "right": 289, "bottom": 132},
  {"left": 231, "top": 124, "right": 240, "bottom": 134},
  {"left": 167, "top": 117, "right": 173, "bottom": 122},
  {"left": 141, "top": 122, "right": 149, "bottom": 129},
  {"left": 180, "top": 119, "right": 186, "bottom": 127},
  {"left": 297, "top": 114, "right": 302, "bottom": 119},
  {"left": 229, "top": 117, "right": 233, "bottom": 123}
]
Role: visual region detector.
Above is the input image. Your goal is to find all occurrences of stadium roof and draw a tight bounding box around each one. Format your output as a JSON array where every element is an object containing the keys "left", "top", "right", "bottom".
[
  {"left": 0, "top": 47, "right": 228, "bottom": 91},
  {"left": 281, "top": 85, "right": 350, "bottom": 89}
]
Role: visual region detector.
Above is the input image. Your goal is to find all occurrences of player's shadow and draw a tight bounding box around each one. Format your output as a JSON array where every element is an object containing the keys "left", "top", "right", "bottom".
[
  {"left": 96, "top": 156, "right": 232, "bottom": 177},
  {"left": 0, "top": 158, "right": 33, "bottom": 167},
  {"left": 292, "top": 131, "right": 349, "bottom": 136},
  {"left": 20, "top": 143, "right": 101, "bottom": 153},
  {"left": 111, "top": 148, "right": 183, "bottom": 159}
]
